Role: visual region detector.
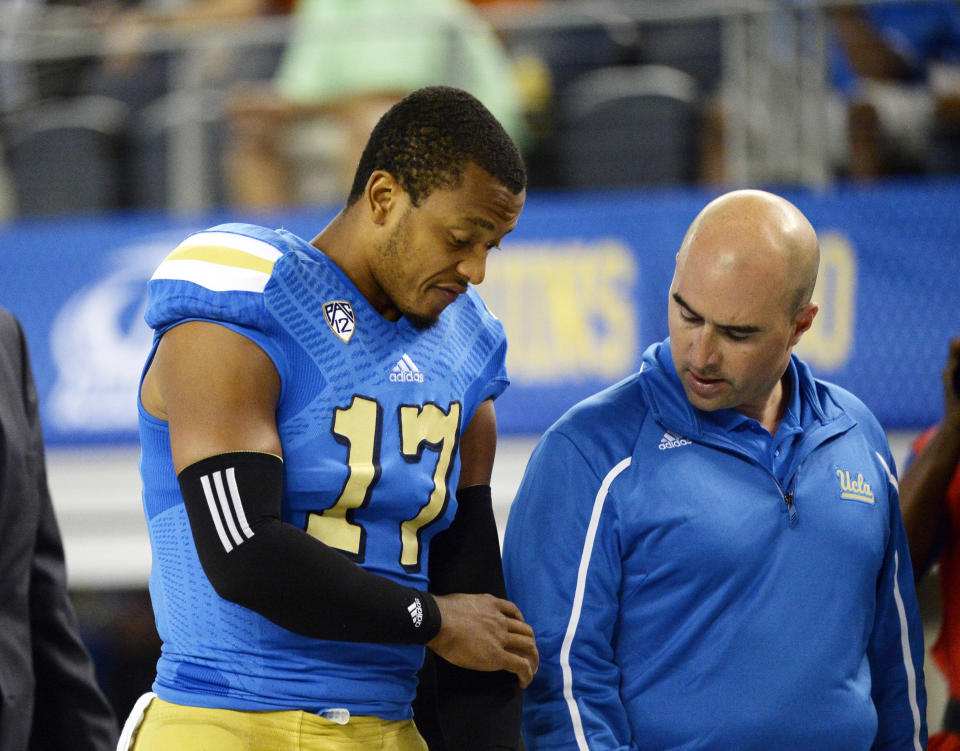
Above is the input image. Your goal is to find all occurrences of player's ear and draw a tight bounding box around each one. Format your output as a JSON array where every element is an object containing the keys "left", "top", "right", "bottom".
[{"left": 366, "top": 171, "right": 400, "bottom": 226}]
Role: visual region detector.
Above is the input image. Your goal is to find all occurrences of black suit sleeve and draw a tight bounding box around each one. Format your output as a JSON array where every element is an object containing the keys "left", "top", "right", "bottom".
[{"left": 6, "top": 313, "right": 118, "bottom": 751}]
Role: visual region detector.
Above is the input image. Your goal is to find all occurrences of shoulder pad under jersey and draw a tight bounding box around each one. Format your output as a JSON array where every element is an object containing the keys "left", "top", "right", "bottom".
[{"left": 145, "top": 224, "right": 287, "bottom": 333}]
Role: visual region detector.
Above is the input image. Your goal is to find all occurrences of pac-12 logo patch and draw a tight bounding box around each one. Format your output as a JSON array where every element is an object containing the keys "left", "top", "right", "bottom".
[{"left": 323, "top": 300, "right": 356, "bottom": 343}]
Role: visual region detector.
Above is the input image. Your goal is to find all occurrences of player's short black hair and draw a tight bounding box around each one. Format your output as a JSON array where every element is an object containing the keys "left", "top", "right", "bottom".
[{"left": 346, "top": 86, "right": 526, "bottom": 207}]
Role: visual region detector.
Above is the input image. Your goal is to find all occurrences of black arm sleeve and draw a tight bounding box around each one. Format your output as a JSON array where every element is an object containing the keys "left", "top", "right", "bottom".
[
  {"left": 420, "top": 484, "right": 523, "bottom": 751},
  {"left": 178, "top": 451, "right": 441, "bottom": 644}
]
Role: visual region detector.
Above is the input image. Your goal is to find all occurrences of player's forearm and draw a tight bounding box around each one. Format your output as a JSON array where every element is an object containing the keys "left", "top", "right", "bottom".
[
  {"left": 425, "top": 486, "right": 538, "bottom": 692},
  {"left": 213, "top": 519, "right": 441, "bottom": 642},
  {"left": 433, "top": 657, "right": 522, "bottom": 751},
  {"left": 179, "top": 451, "right": 441, "bottom": 643},
  {"left": 426, "top": 486, "right": 525, "bottom": 744},
  {"left": 428, "top": 484, "right": 505, "bottom": 597}
]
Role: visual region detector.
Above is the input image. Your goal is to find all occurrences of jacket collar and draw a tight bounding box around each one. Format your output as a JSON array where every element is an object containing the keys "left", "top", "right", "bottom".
[{"left": 637, "top": 339, "right": 855, "bottom": 447}]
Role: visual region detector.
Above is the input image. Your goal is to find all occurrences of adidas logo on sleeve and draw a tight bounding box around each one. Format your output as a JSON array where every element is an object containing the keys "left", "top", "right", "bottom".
[{"left": 407, "top": 598, "right": 424, "bottom": 628}]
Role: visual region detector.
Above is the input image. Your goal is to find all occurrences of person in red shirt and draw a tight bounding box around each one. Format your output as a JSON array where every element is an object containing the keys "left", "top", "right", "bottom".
[{"left": 901, "top": 336, "right": 960, "bottom": 749}]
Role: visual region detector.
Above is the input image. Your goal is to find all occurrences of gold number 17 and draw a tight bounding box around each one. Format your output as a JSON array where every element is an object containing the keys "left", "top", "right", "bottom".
[{"left": 306, "top": 395, "right": 461, "bottom": 572}]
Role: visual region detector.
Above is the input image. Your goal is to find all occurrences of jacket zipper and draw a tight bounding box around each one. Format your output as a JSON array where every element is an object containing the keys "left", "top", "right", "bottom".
[
  {"left": 739, "top": 455, "right": 800, "bottom": 527},
  {"left": 711, "top": 441, "right": 801, "bottom": 527},
  {"left": 691, "top": 431, "right": 813, "bottom": 528},
  {"left": 782, "top": 490, "right": 798, "bottom": 527},
  {"left": 771, "top": 468, "right": 801, "bottom": 528}
]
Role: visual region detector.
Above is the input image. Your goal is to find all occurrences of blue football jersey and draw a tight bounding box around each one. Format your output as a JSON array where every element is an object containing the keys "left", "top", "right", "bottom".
[{"left": 138, "top": 223, "right": 509, "bottom": 719}]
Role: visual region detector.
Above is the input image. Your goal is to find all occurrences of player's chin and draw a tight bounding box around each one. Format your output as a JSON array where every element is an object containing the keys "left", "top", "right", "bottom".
[
  {"left": 404, "top": 296, "right": 453, "bottom": 330},
  {"left": 404, "top": 308, "right": 441, "bottom": 330}
]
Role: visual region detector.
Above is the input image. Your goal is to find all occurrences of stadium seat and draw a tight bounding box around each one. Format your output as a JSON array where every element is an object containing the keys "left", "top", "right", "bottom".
[
  {"left": 130, "top": 89, "right": 230, "bottom": 211},
  {"left": 499, "top": 3, "right": 638, "bottom": 93},
  {"left": 635, "top": 16, "right": 724, "bottom": 95},
  {"left": 553, "top": 64, "right": 702, "bottom": 189},
  {"left": 5, "top": 95, "right": 128, "bottom": 216}
]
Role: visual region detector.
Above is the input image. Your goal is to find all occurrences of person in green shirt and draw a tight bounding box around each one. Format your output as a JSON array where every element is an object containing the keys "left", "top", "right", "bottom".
[{"left": 226, "top": 0, "right": 526, "bottom": 208}]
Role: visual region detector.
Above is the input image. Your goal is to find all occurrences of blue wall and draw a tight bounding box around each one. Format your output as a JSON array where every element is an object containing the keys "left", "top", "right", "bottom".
[{"left": 1, "top": 180, "right": 958, "bottom": 444}]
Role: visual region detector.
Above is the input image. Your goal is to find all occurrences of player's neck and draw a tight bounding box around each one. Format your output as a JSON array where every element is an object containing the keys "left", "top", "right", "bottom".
[{"left": 309, "top": 211, "right": 396, "bottom": 320}]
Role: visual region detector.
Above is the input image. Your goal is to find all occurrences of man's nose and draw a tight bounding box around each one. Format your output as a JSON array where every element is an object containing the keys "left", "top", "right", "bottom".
[
  {"left": 457, "top": 244, "right": 488, "bottom": 286},
  {"left": 690, "top": 328, "right": 719, "bottom": 370}
]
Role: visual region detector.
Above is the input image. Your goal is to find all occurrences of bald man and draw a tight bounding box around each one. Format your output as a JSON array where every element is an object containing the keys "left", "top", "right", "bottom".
[{"left": 503, "top": 190, "right": 928, "bottom": 750}]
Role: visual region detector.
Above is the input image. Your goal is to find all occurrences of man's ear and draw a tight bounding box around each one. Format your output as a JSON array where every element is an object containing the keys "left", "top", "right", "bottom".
[
  {"left": 791, "top": 302, "right": 819, "bottom": 345},
  {"left": 365, "top": 170, "right": 400, "bottom": 226}
]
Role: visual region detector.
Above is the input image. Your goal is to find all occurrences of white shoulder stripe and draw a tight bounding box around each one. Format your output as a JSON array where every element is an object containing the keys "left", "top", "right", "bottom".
[
  {"left": 150, "top": 230, "right": 283, "bottom": 292},
  {"left": 151, "top": 258, "right": 272, "bottom": 293},
  {"left": 876, "top": 451, "right": 899, "bottom": 492},
  {"left": 561, "top": 456, "right": 632, "bottom": 751},
  {"left": 891, "top": 550, "right": 924, "bottom": 751},
  {"left": 178, "top": 230, "right": 284, "bottom": 262}
]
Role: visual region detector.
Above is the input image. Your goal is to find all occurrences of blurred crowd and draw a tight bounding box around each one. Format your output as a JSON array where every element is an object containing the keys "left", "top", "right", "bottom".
[{"left": 2, "top": 0, "right": 960, "bottom": 220}]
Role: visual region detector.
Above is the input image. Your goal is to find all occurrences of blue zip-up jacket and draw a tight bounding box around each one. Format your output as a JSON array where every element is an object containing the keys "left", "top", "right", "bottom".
[{"left": 503, "top": 340, "right": 926, "bottom": 751}]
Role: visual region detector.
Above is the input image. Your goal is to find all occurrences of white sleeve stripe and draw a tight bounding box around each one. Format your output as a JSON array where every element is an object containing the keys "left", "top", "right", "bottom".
[
  {"left": 212, "top": 470, "right": 246, "bottom": 547},
  {"left": 892, "top": 550, "right": 924, "bottom": 751},
  {"left": 876, "top": 451, "right": 899, "bottom": 492},
  {"left": 560, "top": 456, "right": 632, "bottom": 751},
  {"left": 225, "top": 467, "right": 255, "bottom": 540},
  {"left": 200, "top": 474, "right": 234, "bottom": 553},
  {"left": 178, "top": 231, "right": 284, "bottom": 262}
]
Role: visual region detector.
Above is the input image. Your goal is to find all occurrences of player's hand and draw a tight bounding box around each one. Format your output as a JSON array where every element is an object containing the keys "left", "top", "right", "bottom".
[{"left": 427, "top": 593, "right": 539, "bottom": 688}]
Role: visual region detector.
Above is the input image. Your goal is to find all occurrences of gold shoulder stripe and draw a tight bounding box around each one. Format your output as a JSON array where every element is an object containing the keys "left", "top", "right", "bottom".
[{"left": 166, "top": 244, "right": 276, "bottom": 275}]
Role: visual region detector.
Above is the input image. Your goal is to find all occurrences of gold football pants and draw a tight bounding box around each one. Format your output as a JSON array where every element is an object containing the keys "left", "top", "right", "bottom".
[{"left": 123, "top": 695, "right": 428, "bottom": 751}]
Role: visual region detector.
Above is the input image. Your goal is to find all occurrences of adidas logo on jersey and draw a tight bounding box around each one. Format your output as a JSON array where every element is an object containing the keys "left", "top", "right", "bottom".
[
  {"left": 408, "top": 598, "right": 424, "bottom": 628},
  {"left": 390, "top": 354, "right": 424, "bottom": 383},
  {"left": 658, "top": 431, "right": 692, "bottom": 450}
]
